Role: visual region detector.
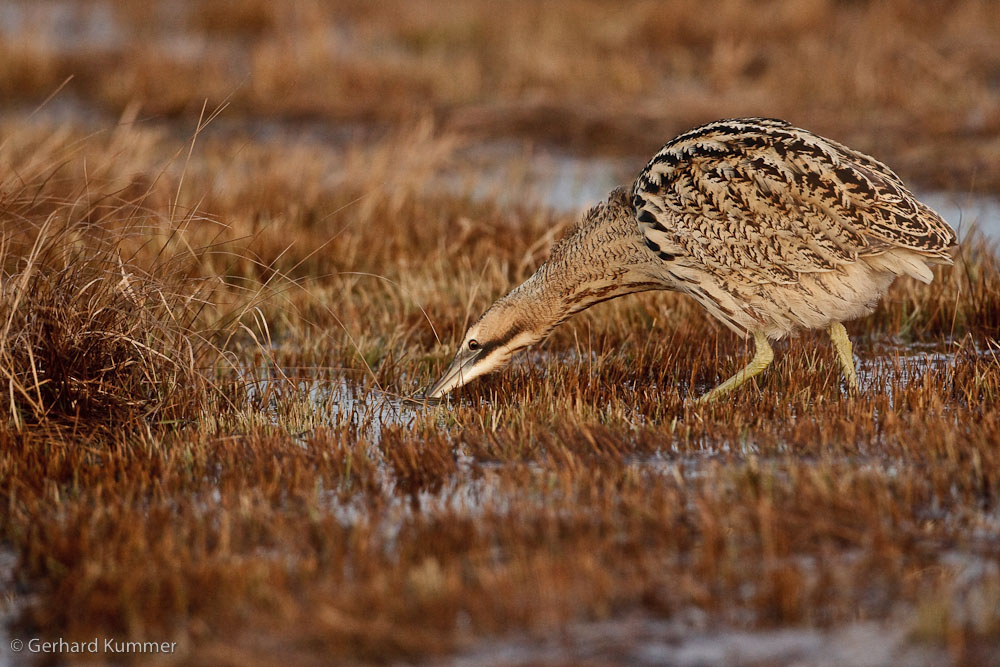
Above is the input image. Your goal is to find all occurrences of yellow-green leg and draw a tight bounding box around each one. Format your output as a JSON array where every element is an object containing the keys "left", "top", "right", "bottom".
[
  {"left": 697, "top": 331, "right": 774, "bottom": 403},
  {"left": 828, "top": 322, "right": 858, "bottom": 391}
]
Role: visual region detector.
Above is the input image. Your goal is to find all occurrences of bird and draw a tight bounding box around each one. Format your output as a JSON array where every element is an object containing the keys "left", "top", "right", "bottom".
[{"left": 425, "top": 118, "right": 957, "bottom": 403}]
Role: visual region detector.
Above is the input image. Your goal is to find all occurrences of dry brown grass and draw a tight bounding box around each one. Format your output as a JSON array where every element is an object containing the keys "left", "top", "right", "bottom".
[
  {"left": 1, "top": 2, "right": 999, "bottom": 665},
  {"left": 0, "top": 221, "right": 209, "bottom": 435},
  {"left": 0, "top": 114, "right": 996, "bottom": 665},
  {"left": 0, "top": 117, "right": 260, "bottom": 438}
]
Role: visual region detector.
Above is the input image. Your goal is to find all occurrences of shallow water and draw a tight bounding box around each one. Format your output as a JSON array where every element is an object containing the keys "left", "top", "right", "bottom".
[
  {"left": 856, "top": 340, "right": 955, "bottom": 399},
  {"left": 0, "top": 1, "right": 121, "bottom": 54},
  {"left": 255, "top": 337, "right": 965, "bottom": 448},
  {"left": 250, "top": 372, "right": 425, "bottom": 443},
  {"left": 443, "top": 614, "right": 949, "bottom": 667},
  {"left": 439, "top": 548, "right": 996, "bottom": 667}
]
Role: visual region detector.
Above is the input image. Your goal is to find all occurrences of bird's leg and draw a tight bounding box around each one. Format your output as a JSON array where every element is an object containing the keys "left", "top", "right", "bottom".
[
  {"left": 828, "top": 322, "right": 858, "bottom": 392},
  {"left": 697, "top": 331, "right": 774, "bottom": 403}
]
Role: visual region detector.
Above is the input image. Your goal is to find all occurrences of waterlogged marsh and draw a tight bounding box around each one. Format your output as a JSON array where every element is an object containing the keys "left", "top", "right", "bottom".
[
  {"left": 2, "top": 1, "right": 1000, "bottom": 664},
  {"left": 2, "top": 116, "right": 997, "bottom": 665},
  {"left": 267, "top": 336, "right": 988, "bottom": 446}
]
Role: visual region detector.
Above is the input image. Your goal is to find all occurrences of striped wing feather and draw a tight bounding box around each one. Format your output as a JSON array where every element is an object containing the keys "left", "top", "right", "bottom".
[{"left": 632, "top": 118, "right": 956, "bottom": 285}]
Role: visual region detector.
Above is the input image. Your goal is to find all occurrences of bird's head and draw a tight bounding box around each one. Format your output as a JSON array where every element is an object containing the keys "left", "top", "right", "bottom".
[
  {"left": 425, "top": 186, "right": 652, "bottom": 400},
  {"left": 425, "top": 296, "right": 549, "bottom": 399}
]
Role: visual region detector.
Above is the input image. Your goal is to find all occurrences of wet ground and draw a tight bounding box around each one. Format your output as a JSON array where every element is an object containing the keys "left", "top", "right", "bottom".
[
  {"left": 445, "top": 614, "right": 951, "bottom": 667},
  {"left": 2, "top": 112, "right": 993, "bottom": 663},
  {"left": 3, "top": 4, "right": 998, "bottom": 664},
  {"left": 262, "top": 338, "right": 980, "bottom": 444}
]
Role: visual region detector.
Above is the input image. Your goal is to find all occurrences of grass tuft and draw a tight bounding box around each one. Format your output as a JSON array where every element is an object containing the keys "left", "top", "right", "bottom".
[{"left": 0, "top": 191, "right": 244, "bottom": 440}]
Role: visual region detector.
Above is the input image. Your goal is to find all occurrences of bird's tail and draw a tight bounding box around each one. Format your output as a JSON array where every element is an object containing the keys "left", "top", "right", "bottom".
[{"left": 863, "top": 248, "right": 944, "bottom": 283}]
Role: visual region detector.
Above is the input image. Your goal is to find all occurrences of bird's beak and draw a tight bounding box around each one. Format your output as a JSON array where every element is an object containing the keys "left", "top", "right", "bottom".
[{"left": 425, "top": 348, "right": 482, "bottom": 399}]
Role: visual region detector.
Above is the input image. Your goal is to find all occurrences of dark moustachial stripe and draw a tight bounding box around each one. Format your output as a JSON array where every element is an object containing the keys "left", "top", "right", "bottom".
[{"left": 478, "top": 327, "right": 522, "bottom": 359}]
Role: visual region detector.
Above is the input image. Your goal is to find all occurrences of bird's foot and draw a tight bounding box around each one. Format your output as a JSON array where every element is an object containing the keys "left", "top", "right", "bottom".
[{"left": 695, "top": 331, "right": 774, "bottom": 404}]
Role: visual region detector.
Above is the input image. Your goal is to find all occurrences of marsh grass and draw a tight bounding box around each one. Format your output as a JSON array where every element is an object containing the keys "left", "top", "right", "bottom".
[
  {"left": 3, "top": 116, "right": 996, "bottom": 665},
  {"left": 1, "top": 3, "right": 999, "bottom": 661},
  {"left": 0, "top": 219, "right": 219, "bottom": 435},
  {"left": 0, "top": 108, "right": 276, "bottom": 440}
]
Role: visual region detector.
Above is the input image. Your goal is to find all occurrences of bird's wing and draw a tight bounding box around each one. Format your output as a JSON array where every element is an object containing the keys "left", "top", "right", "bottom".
[{"left": 632, "top": 118, "right": 956, "bottom": 285}]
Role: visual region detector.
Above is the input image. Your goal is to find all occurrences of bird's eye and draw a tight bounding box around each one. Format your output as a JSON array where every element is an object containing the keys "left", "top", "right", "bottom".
[{"left": 468, "top": 339, "right": 480, "bottom": 351}]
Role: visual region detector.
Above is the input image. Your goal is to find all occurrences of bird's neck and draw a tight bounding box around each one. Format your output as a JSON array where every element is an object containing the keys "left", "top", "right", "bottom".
[{"left": 505, "top": 188, "right": 665, "bottom": 331}]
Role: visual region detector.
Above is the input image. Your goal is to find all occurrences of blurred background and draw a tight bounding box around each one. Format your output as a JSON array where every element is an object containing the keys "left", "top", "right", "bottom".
[{"left": 2, "top": 0, "right": 999, "bottom": 193}]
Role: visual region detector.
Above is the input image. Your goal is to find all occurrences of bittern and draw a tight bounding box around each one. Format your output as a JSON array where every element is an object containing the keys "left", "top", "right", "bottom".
[{"left": 426, "top": 118, "right": 957, "bottom": 402}]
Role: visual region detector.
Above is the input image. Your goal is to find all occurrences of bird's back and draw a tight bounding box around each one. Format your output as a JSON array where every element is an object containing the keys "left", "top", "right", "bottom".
[
  {"left": 630, "top": 118, "right": 957, "bottom": 337},
  {"left": 633, "top": 118, "right": 956, "bottom": 285}
]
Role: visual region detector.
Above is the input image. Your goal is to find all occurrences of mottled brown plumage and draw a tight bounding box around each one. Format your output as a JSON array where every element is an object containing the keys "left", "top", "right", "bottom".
[
  {"left": 632, "top": 117, "right": 955, "bottom": 340},
  {"left": 426, "top": 118, "right": 957, "bottom": 401}
]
